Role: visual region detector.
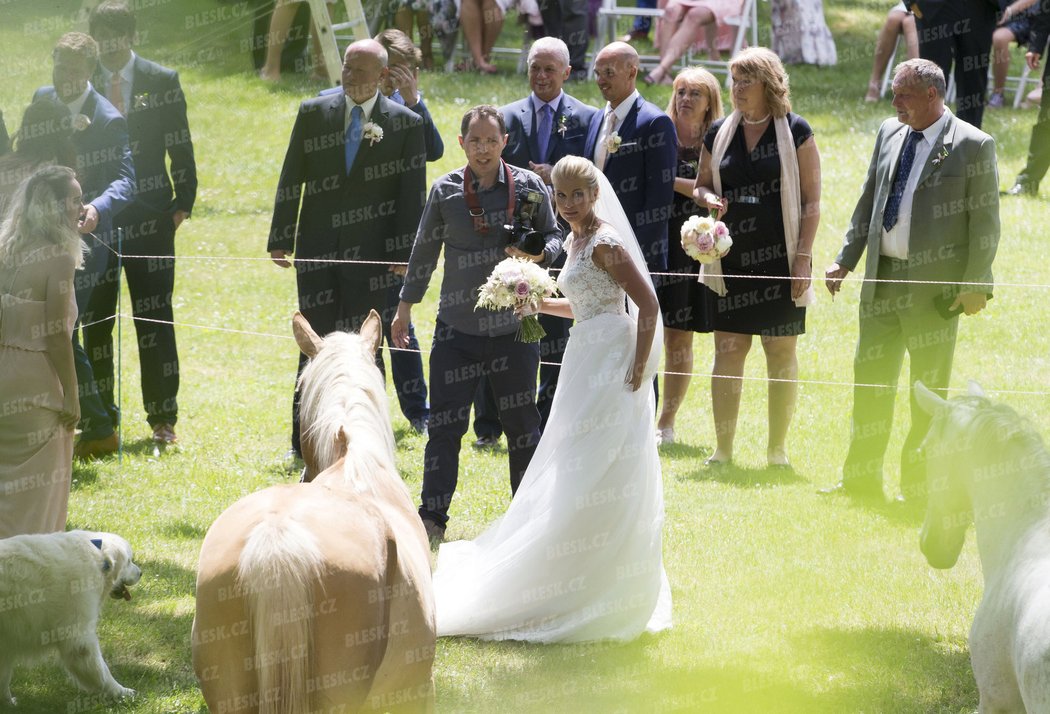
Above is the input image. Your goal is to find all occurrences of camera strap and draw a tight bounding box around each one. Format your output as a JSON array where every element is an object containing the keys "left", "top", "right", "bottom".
[{"left": 463, "top": 160, "right": 515, "bottom": 234}]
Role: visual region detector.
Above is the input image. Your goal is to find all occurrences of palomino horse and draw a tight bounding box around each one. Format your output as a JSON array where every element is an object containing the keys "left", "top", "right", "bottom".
[
  {"left": 916, "top": 380, "right": 1050, "bottom": 714},
  {"left": 192, "top": 311, "right": 435, "bottom": 714}
]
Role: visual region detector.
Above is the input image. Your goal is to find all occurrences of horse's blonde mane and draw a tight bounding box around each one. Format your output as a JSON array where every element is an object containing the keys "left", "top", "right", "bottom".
[{"left": 297, "top": 331, "right": 400, "bottom": 493}]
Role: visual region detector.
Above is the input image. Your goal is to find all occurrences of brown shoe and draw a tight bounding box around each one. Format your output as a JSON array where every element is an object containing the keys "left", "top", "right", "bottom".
[
  {"left": 74, "top": 433, "right": 120, "bottom": 460},
  {"left": 152, "top": 423, "right": 178, "bottom": 444}
]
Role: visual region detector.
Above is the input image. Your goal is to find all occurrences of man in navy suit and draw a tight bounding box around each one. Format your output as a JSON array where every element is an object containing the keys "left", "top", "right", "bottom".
[
  {"left": 474, "top": 37, "right": 598, "bottom": 438},
  {"left": 585, "top": 42, "right": 676, "bottom": 275},
  {"left": 269, "top": 39, "right": 427, "bottom": 459},
  {"left": 34, "top": 31, "right": 135, "bottom": 459},
  {"left": 88, "top": 0, "right": 197, "bottom": 446}
]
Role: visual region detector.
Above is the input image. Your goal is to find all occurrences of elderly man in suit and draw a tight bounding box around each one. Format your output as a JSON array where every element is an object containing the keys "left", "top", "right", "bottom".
[
  {"left": 824, "top": 58, "right": 1000, "bottom": 503},
  {"left": 269, "top": 39, "right": 427, "bottom": 459},
  {"left": 584, "top": 42, "right": 676, "bottom": 274},
  {"left": 87, "top": 0, "right": 197, "bottom": 446},
  {"left": 473, "top": 37, "right": 598, "bottom": 440},
  {"left": 34, "top": 31, "right": 136, "bottom": 459}
]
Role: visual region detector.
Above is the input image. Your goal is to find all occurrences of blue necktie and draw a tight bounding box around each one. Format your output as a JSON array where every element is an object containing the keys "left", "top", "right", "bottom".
[
  {"left": 345, "top": 105, "right": 363, "bottom": 175},
  {"left": 883, "top": 131, "right": 923, "bottom": 232},
  {"left": 536, "top": 104, "right": 553, "bottom": 163}
]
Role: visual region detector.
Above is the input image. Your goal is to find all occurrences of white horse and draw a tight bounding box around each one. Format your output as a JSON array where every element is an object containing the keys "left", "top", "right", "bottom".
[
  {"left": 192, "top": 311, "right": 435, "bottom": 714},
  {"left": 916, "top": 380, "right": 1050, "bottom": 714}
]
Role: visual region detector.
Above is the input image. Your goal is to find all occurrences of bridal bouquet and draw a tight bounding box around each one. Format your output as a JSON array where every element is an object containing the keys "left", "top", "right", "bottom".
[
  {"left": 681, "top": 213, "right": 732, "bottom": 264},
  {"left": 476, "top": 257, "right": 559, "bottom": 342}
]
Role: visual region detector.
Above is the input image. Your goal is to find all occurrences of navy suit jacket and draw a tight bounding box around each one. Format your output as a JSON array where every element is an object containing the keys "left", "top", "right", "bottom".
[
  {"left": 584, "top": 94, "right": 677, "bottom": 271},
  {"left": 268, "top": 91, "right": 426, "bottom": 264},
  {"left": 500, "top": 92, "right": 598, "bottom": 171},
  {"left": 32, "top": 85, "right": 135, "bottom": 243},
  {"left": 94, "top": 55, "right": 197, "bottom": 216},
  {"left": 320, "top": 86, "right": 443, "bottom": 161}
]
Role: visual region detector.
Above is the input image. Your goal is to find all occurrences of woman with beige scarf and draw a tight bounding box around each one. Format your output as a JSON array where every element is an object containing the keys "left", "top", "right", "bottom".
[{"left": 693, "top": 47, "right": 821, "bottom": 469}]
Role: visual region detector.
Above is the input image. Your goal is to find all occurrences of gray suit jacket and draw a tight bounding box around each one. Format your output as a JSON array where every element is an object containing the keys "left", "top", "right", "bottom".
[{"left": 837, "top": 111, "right": 1000, "bottom": 306}]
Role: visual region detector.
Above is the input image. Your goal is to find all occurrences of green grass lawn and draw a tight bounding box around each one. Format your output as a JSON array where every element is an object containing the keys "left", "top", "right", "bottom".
[{"left": 2, "top": 0, "right": 1048, "bottom": 711}]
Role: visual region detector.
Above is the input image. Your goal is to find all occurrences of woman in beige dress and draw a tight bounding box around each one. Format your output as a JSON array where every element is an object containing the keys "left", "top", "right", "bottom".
[{"left": 0, "top": 165, "right": 85, "bottom": 537}]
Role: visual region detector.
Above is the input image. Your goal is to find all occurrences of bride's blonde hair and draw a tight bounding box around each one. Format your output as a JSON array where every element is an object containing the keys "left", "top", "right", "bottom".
[
  {"left": 0, "top": 165, "right": 86, "bottom": 268},
  {"left": 551, "top": 155, "right": 600, "bottom": 192}
]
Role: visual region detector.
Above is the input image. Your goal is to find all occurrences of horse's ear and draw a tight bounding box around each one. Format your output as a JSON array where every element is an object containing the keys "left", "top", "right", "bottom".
[
  {"left": 967, "top": 380, "right": 986, "bottom": 398},
  {"left": 360, "top": 309, "right": 382, "bottom": 356},
  {"left": 292, "top": 311, "right": 324, "bottom": 358},
  {"left": 914, "top": 381, "right": 948, "bottom": 415}
]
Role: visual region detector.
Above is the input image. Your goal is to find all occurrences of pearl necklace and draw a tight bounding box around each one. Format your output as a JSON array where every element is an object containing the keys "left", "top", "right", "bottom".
[{"left": 743, "top": 113, "right": 771, "bottom": 125}]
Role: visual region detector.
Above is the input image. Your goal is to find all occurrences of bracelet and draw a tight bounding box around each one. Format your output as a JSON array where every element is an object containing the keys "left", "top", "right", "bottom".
[{"left": 796, "top": 252, "right": 812, "bottom": 258}]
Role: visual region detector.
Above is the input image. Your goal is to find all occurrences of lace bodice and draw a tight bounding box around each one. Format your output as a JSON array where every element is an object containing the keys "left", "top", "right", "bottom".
[{"left": 557, "top": 227, "right": 627, "bottom": 323}]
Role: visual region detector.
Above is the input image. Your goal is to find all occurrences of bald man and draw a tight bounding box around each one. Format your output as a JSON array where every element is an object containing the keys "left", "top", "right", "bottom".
[
  {"left": 584, "top": 42, "right": 676, "bottom": 274},
  {"left": 268, "top": 39, "right": 427, "bottom": 458}
]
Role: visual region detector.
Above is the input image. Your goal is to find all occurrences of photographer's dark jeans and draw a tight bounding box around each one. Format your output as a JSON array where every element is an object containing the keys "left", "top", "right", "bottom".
[{"left": 420, "top": 321, "right": 541, "bottom": 527}]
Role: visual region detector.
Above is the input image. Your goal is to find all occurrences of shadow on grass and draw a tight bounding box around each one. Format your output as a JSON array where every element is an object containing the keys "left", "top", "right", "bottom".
[
  {"left": 71, "top": 460, "right": 103, "bottom": 489},
  {"left": 658, "top": 441, "right": 712, "bottom": 459},
  {"left": 158, "top": 520, "right": 209, "bottom": 540},
  {"left": 437, "top": 624, "right": 975, "bottom": 712},
  {"left": 684, "top": 462, "right": 809, "bottom": 488},
  {"left": 4, "top": 557, "right": 204, "bottom": 714}
]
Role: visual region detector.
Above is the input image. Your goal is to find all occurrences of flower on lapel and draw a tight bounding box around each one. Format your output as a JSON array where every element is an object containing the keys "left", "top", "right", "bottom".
[
  {"left": 605, "top": 131, "right": 622, "bottom": 154},
  {"left": 133, "top": 93, "right": 150, "bottom": 111},
  {"left": 931, "top": 145, "right": 950, "bottom": 167},
  {"left": 557, "top": 114, "right": 568, "bottom": 137},
  {"left": 71, "top": 114, "right": 91, "bottom": 132},
  {"left": 362, "top": 122, "right": 383, "bottom": 146}
]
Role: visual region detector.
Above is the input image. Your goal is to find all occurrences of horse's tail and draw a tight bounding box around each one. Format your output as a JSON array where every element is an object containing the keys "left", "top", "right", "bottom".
[{"left": 237, "top": 516, "right": 325, "bottom": 714}]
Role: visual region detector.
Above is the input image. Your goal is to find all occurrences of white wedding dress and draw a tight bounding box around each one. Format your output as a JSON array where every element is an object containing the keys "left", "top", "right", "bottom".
[{"left": 432, "top": 225, "right": 672, "bottom": 643}]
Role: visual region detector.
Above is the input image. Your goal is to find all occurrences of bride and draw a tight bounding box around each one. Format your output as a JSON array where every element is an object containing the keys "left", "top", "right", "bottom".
[{"left": 432, "top": 155, "right": 672, "bottom": 643}]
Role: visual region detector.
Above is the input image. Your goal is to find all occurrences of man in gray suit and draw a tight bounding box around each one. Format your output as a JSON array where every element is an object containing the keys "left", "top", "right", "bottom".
[{"left": 823, "top": 58, "right": 1000, "bottom": 503}]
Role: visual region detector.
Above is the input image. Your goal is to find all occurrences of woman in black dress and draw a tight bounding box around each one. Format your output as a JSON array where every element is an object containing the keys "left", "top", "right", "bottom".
[
  {"left": 693, "top": 47, "right": 822, "bottom": 468},
  {"left": 655, "top": 67, "right": 722, "bottom": 446}
]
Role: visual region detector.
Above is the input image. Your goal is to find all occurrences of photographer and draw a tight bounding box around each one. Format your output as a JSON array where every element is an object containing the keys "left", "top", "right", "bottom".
[{"left": 392, "top": 105, "right": 561, "bottom": 542}]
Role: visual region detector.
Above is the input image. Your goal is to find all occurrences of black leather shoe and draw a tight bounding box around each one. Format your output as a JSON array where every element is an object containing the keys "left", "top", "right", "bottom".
[
  {"left": 818, "top": 481, "right": 885, "bottom": 504},
  {"left": 473, "top": 435, "right": 500, "bottom": 449},
  {"left": 1001, "top": 182, "right": 1036, "bottom": 197}
]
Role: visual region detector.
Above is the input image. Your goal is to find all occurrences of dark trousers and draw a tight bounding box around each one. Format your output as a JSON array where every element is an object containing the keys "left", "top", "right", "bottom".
[
  {"left": 383, "top": 278, "right": 429, "bottom": 424},
  {"left": 914, "top": 0, "right": 997, "bottom": 128},
  {"left": 1017, "top": 59, "right": 1050, "bottom": 191},
  {"left": 83, "top": 207, "right": 180, "bottom": 427},
  {"left": 290, "top": 256, "right": 386, "bottom": 454},
  {"left": 632, "top": 0, "right": 656, "bottom": 33},
  {"left": 842, "top": 257, "right": 959, "bottom": 500},
  {"left": 539, "top": 0, "right": 590, "bottom": 72},
  {"left": 420, "top": 321, "right": 541, "bottom": 527},
  {"left": 74, "top": 237, "right": 119, "bottom": 440},
  {"left": 473, "top": 376, "right": 503, "bottom": 440}
]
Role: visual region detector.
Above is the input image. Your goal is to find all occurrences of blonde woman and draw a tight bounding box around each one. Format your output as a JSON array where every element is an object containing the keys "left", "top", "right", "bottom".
[
  {"left": 693, "top": 47, "right": 821, "bottom": 469},
  {"left": 0, "top": 166, "right": 85, "bottom": 536},
  {"left": 655, "top": 67, "right": 722, "bottom": 445}
]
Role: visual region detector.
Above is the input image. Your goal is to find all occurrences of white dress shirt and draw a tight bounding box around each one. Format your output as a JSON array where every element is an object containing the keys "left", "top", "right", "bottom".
[
  {"left": 594, "top": 89, "right": 639, "bottom": 170},
  {"left": 344, "top": 90, "right": 379, "bottom": 132},
  {"left": 97, "top": 51, "right": 136, "bottom": 115},
  {"left": 880, "top": 109, "right": 951, "bottom": 259}
]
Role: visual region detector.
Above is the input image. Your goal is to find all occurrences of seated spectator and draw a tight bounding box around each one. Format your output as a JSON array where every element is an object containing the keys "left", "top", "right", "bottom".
[
  {"left": 990, "top": 0, "right": 1040, "bottom": 107},
  {"left": 0, "top": 99, "right": 77, "bottom": 217},
  {"left": 865, "top": 2, "right": 918, "bottom": 102},
  {"left": 394, "top": 0, "right": 436, "bottom": 70},
  {"left": 644, "top": 0, "right": 743, "bottom": 85},
  {"left": 455, "top": 0, "right": 542, "bottom": 73},
  {"left": 260, "top": 0, "right": 332, "bottom": 82}
]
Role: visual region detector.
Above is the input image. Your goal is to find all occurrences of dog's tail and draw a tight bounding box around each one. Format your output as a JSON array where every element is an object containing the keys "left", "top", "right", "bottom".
[{"left": 237, "top": 516, "right": 325, "bottom": 714}]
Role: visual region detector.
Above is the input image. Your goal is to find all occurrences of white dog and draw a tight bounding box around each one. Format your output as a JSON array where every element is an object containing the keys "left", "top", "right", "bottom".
[{"left": 0, "top": 530, "right": 142, "bottom": 706}]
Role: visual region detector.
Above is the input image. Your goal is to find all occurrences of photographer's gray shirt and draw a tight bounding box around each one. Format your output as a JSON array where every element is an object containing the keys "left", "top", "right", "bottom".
[{"left": 401, "top": 164, "right": 561, "bottom": 337}]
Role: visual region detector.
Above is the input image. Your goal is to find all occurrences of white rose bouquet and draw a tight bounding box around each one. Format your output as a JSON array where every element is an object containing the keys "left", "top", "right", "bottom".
[
  {"left": 476, "top": 257, "right": 559, "bottom": 342},
  {"left": 681, "top": 212, "right": 732, "bottom": 264}
]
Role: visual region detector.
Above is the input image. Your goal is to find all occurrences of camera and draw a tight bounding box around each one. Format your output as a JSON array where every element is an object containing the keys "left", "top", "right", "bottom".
[{"left": 504, "top": 190, "right": 555, "bottom": 256}]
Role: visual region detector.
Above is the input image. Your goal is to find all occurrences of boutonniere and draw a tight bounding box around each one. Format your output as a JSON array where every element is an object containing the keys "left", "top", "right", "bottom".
[
  {"left": 133, "top": 93, "right": 150, "bottom": 111},
  {"left": 72, "top": 114, "right": 91, "bottom": 132},
  {"left": 362, "top": 122, "right": 383, "bottom": 146},
  {"left": 605, "top": 131, "right": 622, "bottom": 154},
  {"left": 557, "top": 114, "right": 568, "bottom": 137},
  {"left": 931, "top": 145, "right": 950, "bottom": 167}
]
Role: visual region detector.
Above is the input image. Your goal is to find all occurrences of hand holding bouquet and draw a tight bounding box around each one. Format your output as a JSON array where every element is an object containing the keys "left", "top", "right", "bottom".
[
  {"left": 476, "top": 257, "right": 560, "bottom": 342},
  {"left": 681, "top": 212, "right": 732, "bottom": 264}
]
